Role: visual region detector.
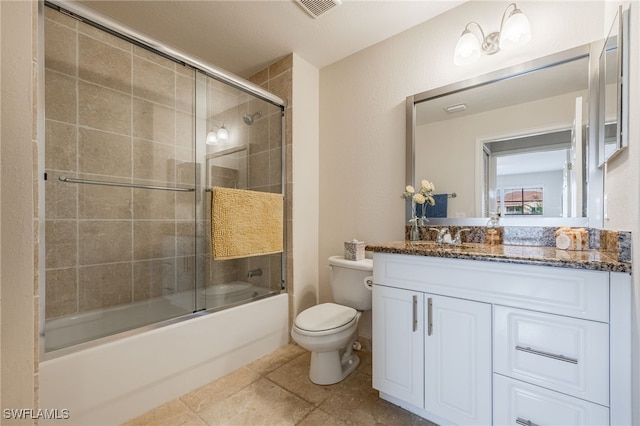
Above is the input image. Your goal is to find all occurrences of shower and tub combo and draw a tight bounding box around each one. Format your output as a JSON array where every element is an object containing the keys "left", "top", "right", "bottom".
[{"left": 39, "top": 1, "right": 289, "bottom": 424}]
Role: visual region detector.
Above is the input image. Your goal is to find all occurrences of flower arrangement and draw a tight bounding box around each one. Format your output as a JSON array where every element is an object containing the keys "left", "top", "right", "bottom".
[
  {"left": 402, "top": 180, "right": 436, "bottom": 220},
  {"left": 402, "top": 180, "right": 436, "bottom": 240}
]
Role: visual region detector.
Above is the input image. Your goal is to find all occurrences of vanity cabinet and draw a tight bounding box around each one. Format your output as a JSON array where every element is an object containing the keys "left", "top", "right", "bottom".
[
  {"left": 371, "top": 252, "right": 632, "bottom": 426},
  {"left": 372, "top": 286, "right": 491, "bottom": 425}
]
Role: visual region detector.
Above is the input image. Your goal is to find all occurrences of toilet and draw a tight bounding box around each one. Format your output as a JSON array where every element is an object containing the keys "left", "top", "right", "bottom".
[{"left": 291, "top": 255, "right": 373, "bottom": 385}]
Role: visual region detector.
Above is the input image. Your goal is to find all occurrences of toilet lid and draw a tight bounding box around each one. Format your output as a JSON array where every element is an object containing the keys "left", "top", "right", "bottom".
[{"left": 294, "top": 303, "right": 357, "bottom": 332}]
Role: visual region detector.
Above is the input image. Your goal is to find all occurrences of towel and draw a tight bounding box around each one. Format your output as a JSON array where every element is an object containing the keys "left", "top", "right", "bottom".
[
  {"left": 423, "top": 194, "right": 448, "bottom": 218},
  {"left": 211, "top": 187, "right": 283, "bottom": 260}
]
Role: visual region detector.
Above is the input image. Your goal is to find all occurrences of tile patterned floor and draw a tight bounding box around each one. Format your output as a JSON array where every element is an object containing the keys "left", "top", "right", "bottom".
[{"left": 123, "top": 343, "right": 436, "bottom": 425}]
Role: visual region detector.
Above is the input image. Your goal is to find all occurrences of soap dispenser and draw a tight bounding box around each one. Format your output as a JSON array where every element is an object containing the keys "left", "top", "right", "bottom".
[{"left": 486, "top": 212, "right": 501, "bottom": 245}]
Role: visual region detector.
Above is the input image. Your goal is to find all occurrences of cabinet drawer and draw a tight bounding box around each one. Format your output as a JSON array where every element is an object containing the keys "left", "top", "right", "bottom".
[
  {"left": 494, "top": 306, "right": 609, "bottom": 406},
  {"left": 373, "top": 254, "right": 609, "bottom": 321},
  {"left": 494, "top": 374, "right": 609, "bottom": 426}
]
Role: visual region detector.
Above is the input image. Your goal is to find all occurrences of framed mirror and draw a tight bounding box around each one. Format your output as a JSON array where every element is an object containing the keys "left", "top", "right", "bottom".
[
  {"left": 598, "top": 5, "right": 630, "bottom": 165},
  {"left": 407, "top": 44, "right": 598, "bottom": 226}
]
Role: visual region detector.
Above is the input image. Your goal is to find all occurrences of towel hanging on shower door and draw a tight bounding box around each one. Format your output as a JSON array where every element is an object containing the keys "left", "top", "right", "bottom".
[{"left": 211, "top": 187, "right": 284, "bottom": 260}]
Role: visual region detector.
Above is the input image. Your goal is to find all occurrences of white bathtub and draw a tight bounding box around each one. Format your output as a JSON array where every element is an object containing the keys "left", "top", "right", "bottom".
[
  {"left": 40, "top": 292, "right": 289, "bottom": 425},
  {"left": 44, "top": 283, "right": 272, "bottom": 352}
]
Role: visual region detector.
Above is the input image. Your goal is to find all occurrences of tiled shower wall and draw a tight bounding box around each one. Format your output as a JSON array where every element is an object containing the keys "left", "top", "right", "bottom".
[
  {"left": 44, "top": 8, "right": 198, "bottom": 319},
  {"left": 44, "top": 7, "right": 289, "bottom": 321}
]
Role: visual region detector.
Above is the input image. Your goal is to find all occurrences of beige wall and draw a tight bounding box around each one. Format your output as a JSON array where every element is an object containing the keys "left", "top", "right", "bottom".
[{"left": 0, "top": 0, "right": 39, "bottom": 419}]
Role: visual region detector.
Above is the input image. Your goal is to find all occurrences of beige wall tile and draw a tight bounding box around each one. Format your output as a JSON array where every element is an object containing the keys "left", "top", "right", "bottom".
[
  {"left": 45, "top": 268, "right": 78, "bottom": 319},
  {"left": 78, "top": 181, "right": 132, "bottom": 219},
  {"left": 133, "top": 259, "right": 176, "bottom": 300},
  {"left": 45, "top": 19, "right": 76, "bottom": 76},
  {"left": 133, "top": 45, "right": 176, "bottom": 69},
  {"left": 269, "top": 148, "right": 282, "bottom": 187},
  {"left": 133, "top": 98, "right": 175, "bottom": 145},
  {"left": 45, "top": 70, "right": 77, "bottom": 123},
  {"left": 133, "top": 188, "right": 176, "bottom": 220},
  {"left": 248, "top": 151, "right": 269, "bottom": 189},
  {"left": 45, "top": 174, "right": 78, "bottom": 220},
  {"left": 78, "top": 80, "right": 132, "bottom": 135},
  {"left": 133, "top": 221, "right": 176, "bottom": 260},
  {"left": 45, "top": 220, "right": 77, "bottom": 269},
  {"left": 176, "top": 73, "right": 195, "bottom": 113},
  {"left": 176, "top": 255, "right": 198, "bottom": 292},
  {"left": 78, "top": 263, "right": 133, "bottom": 310},
  {"left": 78, "top": 20, "right": 130, "bottom": 51},
  {"left": 133, "top": 138, "right": 177, "bottom": 183},
  {"left": 79, "top": 34, "right": 131, "bottom": 93},
  {"left": 79, "top": 220, "right": 132, "bottom": 265},
  {"left": 45, "top": 6, "right": 77, "bottom": 29},
  {"left": 133, "top": 56, "right": 176, "bottom": 107},
  {"left": 175, "top": 111, "right": 194, "bottom": 149},
  {"left": 78, "top": 127, "right": 132, "bottom": 177},
  {"left": 45, "top": 120, "right": 77, "bottom": 172}
]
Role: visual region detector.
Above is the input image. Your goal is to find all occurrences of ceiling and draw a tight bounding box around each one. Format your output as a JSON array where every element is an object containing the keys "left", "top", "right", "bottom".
[{"left": 76, "top": 0, "right": 465, "bottom": 78}]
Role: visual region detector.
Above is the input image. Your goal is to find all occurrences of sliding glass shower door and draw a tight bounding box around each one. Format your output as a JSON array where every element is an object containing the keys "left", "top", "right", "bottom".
[{"left": 43, "top": 4, "right": 284, "bottom": 353}]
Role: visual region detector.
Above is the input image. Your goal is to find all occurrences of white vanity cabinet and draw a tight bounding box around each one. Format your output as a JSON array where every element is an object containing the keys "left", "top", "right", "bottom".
[
  {"left": 372, "top": 286, "right": 491, "bottom": 425},
  {"left": 371, "top": 252, "right": 632, "bottom": 426}
]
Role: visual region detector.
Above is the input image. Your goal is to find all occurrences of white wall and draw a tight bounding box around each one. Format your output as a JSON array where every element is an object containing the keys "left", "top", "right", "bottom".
[
  {"left": 602, "top": 2, "right": 640, "bottom": 423},
  {"left": 292, "top": 54, "right": 320, "bottom": 317},
  {"left": 319, "top": 0, "right": 612, "bottom": 341}
]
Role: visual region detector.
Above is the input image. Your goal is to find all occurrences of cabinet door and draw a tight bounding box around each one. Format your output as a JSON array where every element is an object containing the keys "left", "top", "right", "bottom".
[
  {"left": 424, "top": 294, "right": 492, "bottom": 426},
  {"left": 372, "top": 285, "right": 424, "bottom": 408}
]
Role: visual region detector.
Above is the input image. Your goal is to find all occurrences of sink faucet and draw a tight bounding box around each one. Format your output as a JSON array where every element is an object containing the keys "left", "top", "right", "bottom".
[
  {"left": 453, "top": 228, "right": 471, "bottom": 245},
  {"left": 429, "top": 227, "right": 451, "bottom": 244}
]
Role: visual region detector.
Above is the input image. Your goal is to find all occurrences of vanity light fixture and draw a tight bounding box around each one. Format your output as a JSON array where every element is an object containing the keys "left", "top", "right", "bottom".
[
  {"left": 205, "top": 124, "right": 229, "bottom": 145},
  {"left": 453, "top": 2, "right": 531, "bottom": 66}
]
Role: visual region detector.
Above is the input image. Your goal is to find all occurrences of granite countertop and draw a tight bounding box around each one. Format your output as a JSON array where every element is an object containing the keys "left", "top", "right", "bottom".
[{"left": 366, "top": 241, "right": 632, "bottom": 273}]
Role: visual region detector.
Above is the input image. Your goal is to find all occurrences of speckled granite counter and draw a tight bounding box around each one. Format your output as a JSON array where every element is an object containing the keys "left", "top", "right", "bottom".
[{"left": 366, "top": 241, "right": 632, "bottom": 273}]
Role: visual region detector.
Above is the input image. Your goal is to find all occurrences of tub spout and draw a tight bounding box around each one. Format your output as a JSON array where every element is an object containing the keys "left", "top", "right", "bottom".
[{"left": 247, "top": 268, "right": 262, "bottom": 278}]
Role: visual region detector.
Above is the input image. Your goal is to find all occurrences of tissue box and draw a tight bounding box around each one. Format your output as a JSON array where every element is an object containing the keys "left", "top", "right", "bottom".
[{"left": 344, "top": 240, "right": 365, "bottom": 261}]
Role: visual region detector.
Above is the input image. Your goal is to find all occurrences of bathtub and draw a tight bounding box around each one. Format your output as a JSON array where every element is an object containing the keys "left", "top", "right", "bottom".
[
  {"left": 44, "top": 282, "right": 273, "bottom": 352},
  {"left": 40, "top": 292, "right": 289, "bottom": 425}
]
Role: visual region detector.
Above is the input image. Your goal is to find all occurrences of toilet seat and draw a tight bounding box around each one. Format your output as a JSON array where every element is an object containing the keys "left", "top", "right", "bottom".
[{"left": 293, "top": 303, "right": 358, "bottom": 337}]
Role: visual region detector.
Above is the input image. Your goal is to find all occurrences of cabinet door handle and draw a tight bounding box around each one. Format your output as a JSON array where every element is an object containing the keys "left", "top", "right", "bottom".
[
  {"left": 427, "top": 297, "right": 433, "bottom": 336},
  {"left": 412, "top": 295, "right": 417, "bottom": 332},
  {"left": 516, "top": 417, "right": 538, "bottom": 426},
  {"left": 515, "top": 345, "right": 578, "bottom": 364}
]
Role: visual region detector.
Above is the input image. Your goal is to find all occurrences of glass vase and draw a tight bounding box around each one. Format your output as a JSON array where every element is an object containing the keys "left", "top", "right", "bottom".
[{"left": 409, "top": 218, "right": 420, "bottom": 241}]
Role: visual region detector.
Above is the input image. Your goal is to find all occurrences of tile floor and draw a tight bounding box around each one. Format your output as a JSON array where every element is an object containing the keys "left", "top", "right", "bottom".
[{"left": 123, "top": 343, "right": 436, "bottom": 425}]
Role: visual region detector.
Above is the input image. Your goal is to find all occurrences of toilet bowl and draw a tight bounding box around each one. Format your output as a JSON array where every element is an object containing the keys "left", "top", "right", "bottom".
[{"left": 291, "top": 256, "right": 373, "bottom": 385}]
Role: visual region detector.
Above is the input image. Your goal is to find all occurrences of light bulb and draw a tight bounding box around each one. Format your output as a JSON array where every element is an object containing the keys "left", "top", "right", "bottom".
[
  {"left": 454, "top": 29, "right": 481, "bottom": 66},
  {"left": 206, "top": 130, "right": 218, "bottom": 145},
  {"left": 499, "top": 9, "right": 531, "bottom": 50},
  {"left": 216, "top": 125, "right": 229, "bottom": 142}
]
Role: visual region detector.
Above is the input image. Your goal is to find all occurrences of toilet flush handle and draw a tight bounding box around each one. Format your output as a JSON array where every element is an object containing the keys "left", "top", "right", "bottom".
[{"left": 363, "top": 276, "right": 374, "bottom": 291}]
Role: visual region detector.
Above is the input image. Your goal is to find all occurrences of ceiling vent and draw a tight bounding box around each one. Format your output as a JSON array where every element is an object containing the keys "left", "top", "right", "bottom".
[{"left": 295, "top": 0, "right": 342, "bottom": 19}]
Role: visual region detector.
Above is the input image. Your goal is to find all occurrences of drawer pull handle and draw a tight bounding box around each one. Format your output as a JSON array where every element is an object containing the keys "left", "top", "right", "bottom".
[
  {"left": 515, "top": 345, "right": 578, "bottom": 364},
  {"left": 427, "top": 297, "right": 433, "bottom": 336},
  {"left": 412, "top": 295, "right": 418, "bottom": 332},
  {"left": 516, "top": 417, "right": 538, "bottom": 426}
]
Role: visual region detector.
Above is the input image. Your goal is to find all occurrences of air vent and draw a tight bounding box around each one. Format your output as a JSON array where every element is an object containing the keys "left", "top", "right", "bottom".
[{"left": 295, "top": 0, "right": 342, "bottom": 19}]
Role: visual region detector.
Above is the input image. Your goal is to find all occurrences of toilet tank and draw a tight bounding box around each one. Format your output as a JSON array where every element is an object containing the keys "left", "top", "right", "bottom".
[{"left": 328, "top": 255, "right": 373, "bottom": 311}]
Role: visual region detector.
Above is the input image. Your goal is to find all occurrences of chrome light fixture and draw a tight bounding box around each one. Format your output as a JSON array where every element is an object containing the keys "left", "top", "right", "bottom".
[
  {"left": 205, "top": 124, "right": 229, "bottom": 145},
  {"left": 454, "top": 2, "right": 531, "bottom": 66}
]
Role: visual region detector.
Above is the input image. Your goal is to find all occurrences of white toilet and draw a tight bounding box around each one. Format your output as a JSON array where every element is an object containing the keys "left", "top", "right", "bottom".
[{"left": 291, "top": 255, "right": 373, "bottom": 385}]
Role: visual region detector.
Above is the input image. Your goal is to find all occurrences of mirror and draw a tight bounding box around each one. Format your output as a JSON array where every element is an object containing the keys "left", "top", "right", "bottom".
[
  {"left": 598, "top": 5, "right": 629, "bottom": 165},
  {"left": 407, "top": 44, "right": 596, "bottom": 225}
]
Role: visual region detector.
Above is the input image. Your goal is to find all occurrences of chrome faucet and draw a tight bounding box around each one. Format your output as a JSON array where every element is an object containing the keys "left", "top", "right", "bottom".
[
  {"left": 429, "top": 227, "right": 451, "bottom": 244},
  {"left": 247, "top": 268, "right": 262, "bottom": 278},
  {"left": 453, "top": 228, "right": 471, "bottom": 245}
]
